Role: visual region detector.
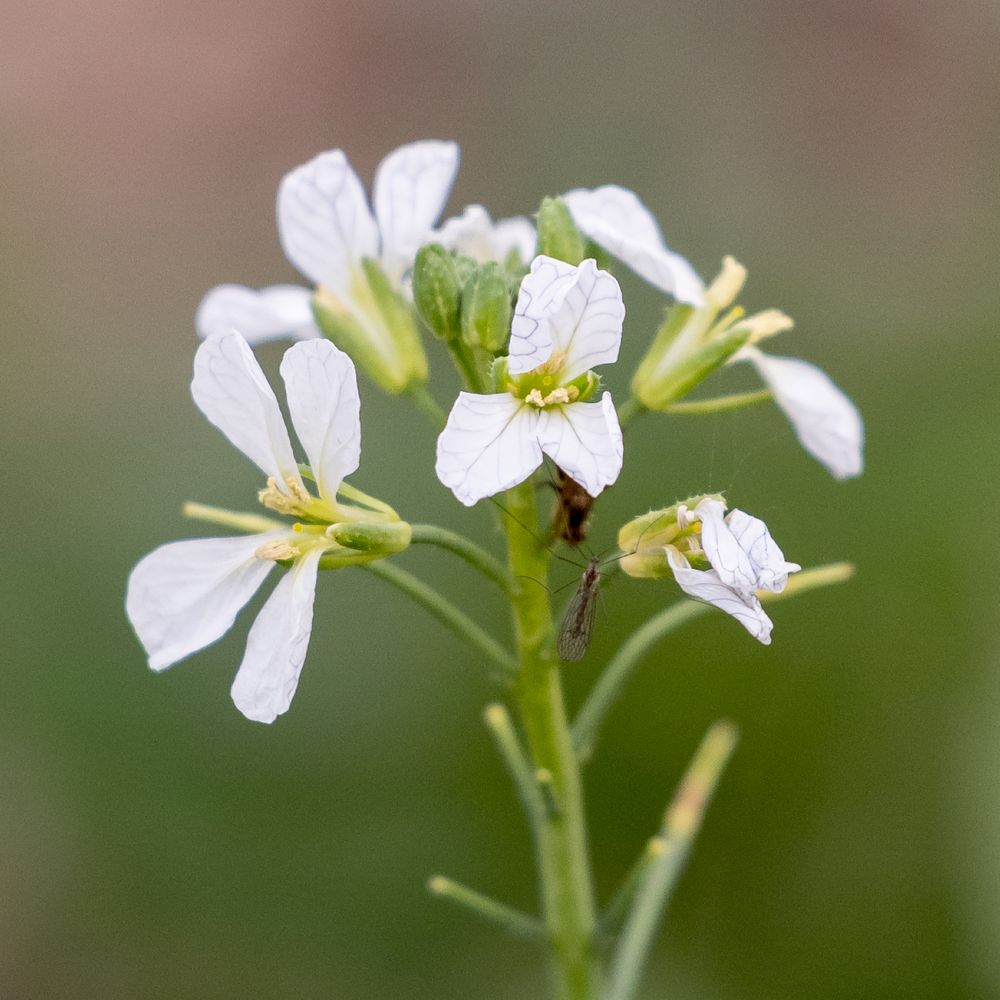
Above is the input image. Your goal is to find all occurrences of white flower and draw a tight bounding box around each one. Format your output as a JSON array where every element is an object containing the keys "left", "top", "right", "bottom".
[
  {"left": 434, "top": 204, "right": 536, "bottom": 265},
  {"left": 126, "top": 331, "right": 364, "bottom": 723},
  {"left": 738, "top": 345, "right": 864, "bottom": 480},
  {"left": 436, "top": 255, "right": 625, "bottom": 506},
  {"left": 196, "top": 140, "right": 460, "bottom": 346},
  {"left": 563, "top": 185, "right": 704, "bottom": 306},
  {"left": 666, "top": 497, "right": 800, "bottom": 644}
]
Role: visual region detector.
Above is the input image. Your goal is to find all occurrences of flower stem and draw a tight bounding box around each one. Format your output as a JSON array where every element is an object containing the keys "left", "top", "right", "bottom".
[
  {"left": 616, "top": 396, "right": 647, "bottom": 428},
  {"left": 572, "top": 562, "right": 857, "bottom": 762},
  {"left": 410, "top": 524, "right": 516, "bottom": 593},
  {"left": 605, "top": 721, "right": 739, "bottom": 1000},
  {"left": 573, "top": 600, "right": 709, "bottom": 762},
  {"left": 663, "top": 388, "right": 772, "bottom": 414},
  {"left": 501, "top": 481, "right": 601, "bottom": 1000},
  {"left": 363, "top": 561, "right": 516, "bottom": 677},
  {"left": 427, "top": 875, "right": 546, "bottom": 942},
  {"left": 407, "top": 383, "right": 447, "bottom": 428}
]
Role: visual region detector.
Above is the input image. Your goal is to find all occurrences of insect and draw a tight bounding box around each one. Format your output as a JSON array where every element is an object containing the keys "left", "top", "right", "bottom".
[
  {"left": 551, "top": 468, "right": 596, "bottom": 547},
  {"left": 557, "top": 557, "right": 602, "bottom": 661}
]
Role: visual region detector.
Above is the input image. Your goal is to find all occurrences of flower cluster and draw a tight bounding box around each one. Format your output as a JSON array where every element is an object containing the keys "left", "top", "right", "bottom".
[{"left": 128, "top": 139, "right": 864, "bottom": 722}]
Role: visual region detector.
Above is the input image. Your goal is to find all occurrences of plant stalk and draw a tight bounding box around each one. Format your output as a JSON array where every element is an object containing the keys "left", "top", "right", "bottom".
[{"left": 501, "top": 481, "right": 601, "bottom": 1000}]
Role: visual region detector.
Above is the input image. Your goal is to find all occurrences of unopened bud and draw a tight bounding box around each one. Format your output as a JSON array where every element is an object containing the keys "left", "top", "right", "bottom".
[
  {"left": 460, "top": 263, "right": 512, "bottom": 353},
  {"left": 413, "top": 244, "right": 462, "bottom": 342},
  {"left": 536, "top": 196, "right": 585, "bottom": 266}
]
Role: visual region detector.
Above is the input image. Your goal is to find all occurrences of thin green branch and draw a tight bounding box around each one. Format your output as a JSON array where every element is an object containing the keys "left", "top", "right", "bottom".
[
  {"left": 483, "top": 703, "right": 546, "bottom": 829},
  {"left": 427, "top": 875, "right": 546, "bottom": 942},
  {"left": 663, "top": 388, "right": 773, "bottom": 415},
  {"left": 605, "top": 721, "right": 739, "bottom": 1000},
  {"left": 362, "top": 561, "right": 516, "bottom": 677},
  {"left": 597, "top": 836, "right": 665, "bottom": 940},
  {"left": 616, "top": 396, "right": 647, "bottom": 428},
  {"left": 572, "top": 562, "right": 856, "bottom": 762},
  {"left": 407, "top": 383, "right": 447, "bottom": 428},
  {"left": 572, "top": 601, "right": 708, "bottom": 762},
  {"left": 411, "top": 524, "right": 515, "bottom": 593}
]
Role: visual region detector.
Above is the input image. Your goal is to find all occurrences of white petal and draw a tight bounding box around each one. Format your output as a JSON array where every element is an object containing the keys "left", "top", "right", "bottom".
[
  {"left": 435, "top": 393, "right": 541, "bottom": 506},
  {"left": 373, "top": 140, "right": 459, "bottom": 279},
  {"left": 279, "top": 340, "right": 361, "bottom": 501},
  {"left": 493, "top": 216, "right": 537, "bottom": 264},
  {"left": 436, "top": 205, "right": 536, "bottom": 264},
  {"left": 666, "top": 549, "right": 773, "bottom": 644},
  {"left": 126, "top": 533, "right": 279, "bottom": 672},
  {"left": 230, "top": 547, "right": 322, "bottom": 724},
  {"left": 693, "top": 497, "right": 761, "bottom": 597},
  {"left": 723, "top": 508, "right": 800, "bottom": 593},
  {"left": 537, "top": 393, "right": 623, "bottom": 498},
  {"left": 191, "top": 332, "right": 303, "bottom": 491},
  {"left": 195, "top": 284, "right": 320, "bottom": 345},
  {"left": 277, "top": 150, "right": 379, "bottom": 291},
  {"left": 543, "top": 258, "right": 625, "bottom": 381},
  {"left": 695, "top": 498, "right": 798, "bottom": 596},
  {"left": 508, "top": 256, "right": 580, "bottom": 374},
  {"left": 743, "top": 348, "right": 864, "bottom": 479},
  {"left": 563, "top": 185, "right": 704, "bottom": 306}
]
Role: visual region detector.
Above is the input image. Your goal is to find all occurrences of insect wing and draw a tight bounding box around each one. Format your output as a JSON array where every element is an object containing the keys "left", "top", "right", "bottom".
[{"left": 558, "top": 560, "right": 600, "bottom": 661}]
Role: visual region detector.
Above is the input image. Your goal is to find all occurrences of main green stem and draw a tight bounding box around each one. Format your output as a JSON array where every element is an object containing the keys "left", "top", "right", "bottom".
[{"left": 502, "top": 481, "right": 601, "bottom": 1000}]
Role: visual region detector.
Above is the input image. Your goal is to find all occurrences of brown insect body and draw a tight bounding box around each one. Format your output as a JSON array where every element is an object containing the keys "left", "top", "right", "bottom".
[{"left": 552, "top": 468, "right": 595, "bottom": 546}]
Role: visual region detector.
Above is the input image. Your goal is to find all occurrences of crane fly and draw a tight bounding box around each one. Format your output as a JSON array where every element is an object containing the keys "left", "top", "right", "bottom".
[
  {"left": 557, "top": 557, "right": 602, "bottom": 662},
  {"left": 551, "top": 468, "right": 596, "bottom": 547}
]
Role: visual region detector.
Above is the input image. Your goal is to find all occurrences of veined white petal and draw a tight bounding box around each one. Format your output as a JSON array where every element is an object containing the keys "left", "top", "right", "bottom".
[
  {"left": 435, "top": 393, "right": 541, "bottom": 506},
  {"left": 743, "top": 347, "right": 864, "bottom": 479},
  {"left": 563, "top": 185, "right": 704, "bottom": 306},
  {"left": 280, "top": 340, "right": 361, "bottom": 501},
  {"left": 230, "top": 547, "right": 322, "bottom": 724},
  {"left": 277, "top": 150, "right": 379, "bottom": 291},
  {"left": 723, "top": 508, "right": 800, "bottom": 593},
  {"left": 543, "top": 258, "right": 624, "bottom": 381},
  {"left": 195, "top": 284, "right": 320, "bottom": 345},
  {"left": 537, "top": 393, "right": 623, "bottom": 498},
  {"left": 693, "top": 498, "right": 783, "bottom": 597},
  {"left": 666, "top": 549, "right": 773, "bottom": 644},
  {"left": 373, "top": 140, "right": 459, "bottom": 279},
  {"left": 436, "top": 205, "right": 536, "bottom": 264},
  {"left": 508, "top": 256, "right": 579, "bottom": 374},
  {"left": 493, "top": 216, "right": 537, "bottom": 264},
  {"left": 191, "top": 332, "right": 303, "bottom": 491},
  {"left": 126, "top": 533, "right": 280, "bottom": 672}
]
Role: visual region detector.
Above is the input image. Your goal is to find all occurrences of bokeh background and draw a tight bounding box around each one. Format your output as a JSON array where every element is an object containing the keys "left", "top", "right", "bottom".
[{"left": 2, "top": 1, "right": 998, "bottom": 997}]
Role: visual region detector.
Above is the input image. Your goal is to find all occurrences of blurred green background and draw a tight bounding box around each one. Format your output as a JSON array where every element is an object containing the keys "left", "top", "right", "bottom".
[{"left": 2, "top": 1, "right": 998, "bottom": 997}]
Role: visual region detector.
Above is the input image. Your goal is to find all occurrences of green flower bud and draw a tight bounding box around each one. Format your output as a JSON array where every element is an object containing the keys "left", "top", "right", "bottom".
[
  {"left": 327, "top": 519, "right": 412, "bottom": 557},
  {"left": 413, "top": 244, "right": 462, "bottom": 342},
  {"left": 460, "top": 262, "right": 513, "bottom": 353},
  {"left": 536, "top": 196, "right": 585, "bottom": 265},
  {"left": 312, "top": 260, "right": 427, "bottom": 395},
  {"left": 632, "top": 321, "right": 750, "bottom": 410},
  {"left": 631, "top": 256, "right": 796, "bottom": 410},
  {"left": 618, "top": 493, "right": 723, "bottom": 578}
]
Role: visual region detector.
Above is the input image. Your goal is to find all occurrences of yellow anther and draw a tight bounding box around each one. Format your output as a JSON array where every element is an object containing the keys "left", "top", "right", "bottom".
[
  {"left": 525, "top": 388, "right": 546, "bottom": 407},
  {"left": 256, "top": 539, "right": 297, "bottom": 562},
  {"left": 543, "top": 387, "right": 572, "bottom": 406}
]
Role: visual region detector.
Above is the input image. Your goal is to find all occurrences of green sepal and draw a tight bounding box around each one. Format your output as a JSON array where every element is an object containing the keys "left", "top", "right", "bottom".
[
  {"left": 490, "top": 356, "right": 511, "bottom": 392},
  {"left": 413, "top": 244, "right": 462, "bottom": 342},
  {"left": 617, "top": 493, "right": 724, "bottom": 579},
  {"left": 566, "top": 370, "right": 601, "bottom": 402},
  {"left": 633, "top": 325, "right": 750, "bottom": 410},
  {"left": 311, "top": 262, "right": 427, "bottom": 395},
  {"left": 327, "top": 519, "right": 412, "bottom": 555},
  {"left": 536, "top": 196, "right": 585, "bottom": 266},
  {"left": 461, "top": 263, "right": 513, "bottom": 353}
]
